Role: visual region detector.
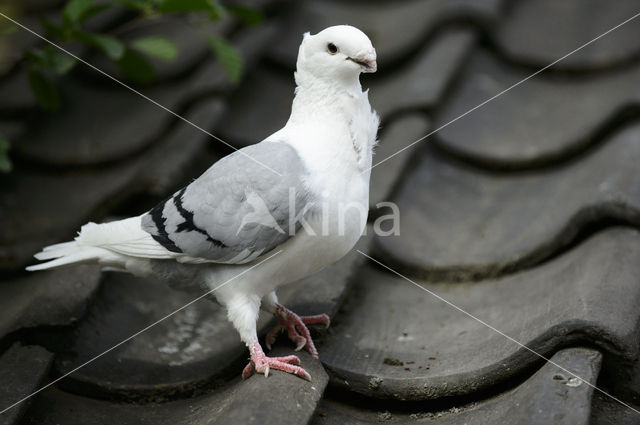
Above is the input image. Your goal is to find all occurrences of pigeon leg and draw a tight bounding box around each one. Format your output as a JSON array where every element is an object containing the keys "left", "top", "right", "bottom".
[
  {"left": 265, "top": 303, "right": 330, "bottom": 359},
  {"left": 224, "top": 292, "right": 311, "bottom": 380}
]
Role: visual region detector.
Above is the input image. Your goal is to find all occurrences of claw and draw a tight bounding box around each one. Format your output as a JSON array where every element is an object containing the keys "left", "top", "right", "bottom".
[
  {"left": 294, "top": 338, "right": 307, "bottom": 351},
  {"left": 294, "top": 367, "right": 312, "bottom": 381}
]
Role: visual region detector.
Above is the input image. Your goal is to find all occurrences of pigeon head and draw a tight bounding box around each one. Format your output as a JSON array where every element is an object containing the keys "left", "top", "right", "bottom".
[{"left": 295, "top": 25, "right": 376, "bottom": 86}]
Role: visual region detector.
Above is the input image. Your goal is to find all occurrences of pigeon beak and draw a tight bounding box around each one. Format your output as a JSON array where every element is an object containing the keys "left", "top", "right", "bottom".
[{"left": 348, "top": 54, "right": 377, "bottom": 73}]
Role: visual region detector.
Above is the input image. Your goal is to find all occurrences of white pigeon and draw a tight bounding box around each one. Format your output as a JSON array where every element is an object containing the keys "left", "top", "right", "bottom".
[{"left": 27, "top": 25, "right": 379, "bottom": 381}]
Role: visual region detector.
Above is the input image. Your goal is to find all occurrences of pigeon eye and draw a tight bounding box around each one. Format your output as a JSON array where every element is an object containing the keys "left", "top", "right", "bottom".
[{"left": 327, "top": 43, "right": 338, "bottom": 54}]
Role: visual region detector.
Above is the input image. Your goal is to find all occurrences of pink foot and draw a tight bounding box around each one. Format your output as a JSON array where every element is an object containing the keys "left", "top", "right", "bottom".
[
  {"left": 265, "top": 304, "right": 330, "bottom": 359},
  {"left": 242, "top": 340, "right": 311, "bottom": 381}
]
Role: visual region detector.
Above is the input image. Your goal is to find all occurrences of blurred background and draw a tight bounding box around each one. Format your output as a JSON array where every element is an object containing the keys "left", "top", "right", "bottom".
[{"left": 1, "top": 0, "right": 640, "bottom": 424}]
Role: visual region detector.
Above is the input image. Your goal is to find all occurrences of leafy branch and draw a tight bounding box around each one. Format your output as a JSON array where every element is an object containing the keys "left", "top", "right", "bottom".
[{"left": 24, "top": 0, "right": 260, "bottom": 110}]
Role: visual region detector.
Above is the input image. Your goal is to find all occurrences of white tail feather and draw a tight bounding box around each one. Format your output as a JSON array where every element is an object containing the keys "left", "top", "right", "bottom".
[
  {"left": 26, "top": 246, "right": 105, "bottom": 271},
  {"left": 26, "top": 215, "right": 172, "bottom": 273},
  {"left": 34, "top": 242, "right": 78, "bottom": 260}
]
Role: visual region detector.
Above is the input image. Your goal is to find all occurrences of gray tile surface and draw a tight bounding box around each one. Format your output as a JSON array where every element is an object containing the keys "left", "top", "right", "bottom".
[
  {"left": 0, "top": 344, "right": 53, "bottom": 425},
  {"left": 369, "top": 113, "right": 430, "bottom": 209},
  {"left": 377, "top": 123, "right": 640, "bottom": 280},
  {"left": 369, "top": 28, "right": 476, "bottom": 119},
  {"left": 218, "top": 63, "right": 295, "bottom": 148},
  {"left": 591, "top": 393, "right": 640, "bottom": 425},
  {"left": 24, "top": 347, "right": 327, "bottom": 425},
  {"left": 494, "top": 0, "right": 640, "bottom": 71},
  {"left": 433, "top": 48, "right": 640, "bottom": 168},
  {"left": 323, "top": 229, "right": 640, "bottom": 400},
  {"left": 0, "top": 265, "right": 100, "bottom": 339},
  {"left": 313, "top": 348, "right": 601, "bottom": 425}
]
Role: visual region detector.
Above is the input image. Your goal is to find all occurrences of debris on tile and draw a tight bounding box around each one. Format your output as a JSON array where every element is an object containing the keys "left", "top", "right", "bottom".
[{"left": 383, "top": 357, "right": 404, "bottom": 366}]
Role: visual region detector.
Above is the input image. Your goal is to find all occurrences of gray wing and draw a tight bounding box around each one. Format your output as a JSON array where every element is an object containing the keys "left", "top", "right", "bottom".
[{"left": 141, "top": 141, "right": 311, "bottom": 263}]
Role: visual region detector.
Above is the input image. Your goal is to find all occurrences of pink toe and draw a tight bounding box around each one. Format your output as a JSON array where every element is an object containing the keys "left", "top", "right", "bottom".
[
  {"left": 272, "top": 355, "right": 301, "bottom": 365},
  {"left": 301, "top": 313, "right": 331, "bottom": 328}
]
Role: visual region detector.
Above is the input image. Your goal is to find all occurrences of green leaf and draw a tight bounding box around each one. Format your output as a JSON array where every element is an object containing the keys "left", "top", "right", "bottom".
[
  {"left": 0, "top": 137, "right": 11, "bottom": 173},
  {"left": 158, "top": 0, "right": 217, "bottom": 13},
  {"left": 76, "top": 32, "right": 125, "bottom": 60},
  {"left": 63, "top": 0, "right": 95, "bottom": 24},
  {"left": 28, "top": 70, "right": 61, "bottom": 110},
  {"left": 116, "top": 48, "right": 155, "bottom": 82},
  {"left": 208, "top": 36, "right": 243, "bottom": 83},
  {"left": 227, "top": 5, "right": 263, "bottom": 26},
  {"left": 130, "top": 36, "right": 178, "bottom": 61},
  {"left": 27, "top": 46, "right": 77, "bottom": 75}
]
